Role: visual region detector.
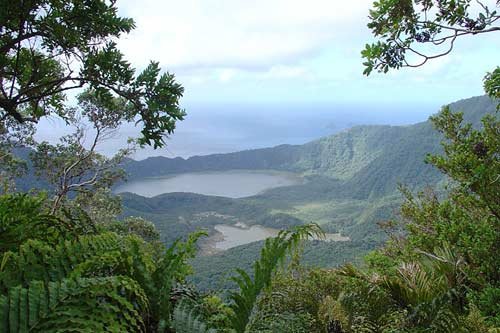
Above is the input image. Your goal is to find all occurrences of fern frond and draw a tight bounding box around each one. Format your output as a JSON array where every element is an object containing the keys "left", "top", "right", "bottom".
[
  {"left": 171, "top": 300, "right": 217, "bottom": 333},
  {"left": 0, "top": 232, "right": 124, "bottom": 290},
  {"left": 428, "top": 306, "right": 461, "bottom": 333},
  {"left": 351, "top": 316, "right": 379, "bottom": 333},
  {"left": 0, "top": 276, "right": 149, "bottom": 333},
  {"left": 228, "top": 223, "right": 322, "bottom": 333},
  {"left": 318, "top": 295, "right": 349, "bottom": 332},
  {"left": 0, "top": 193, "right": 72, "bottom": 253},
  {"left": 152, "top": 230, "right": 207, "bottom": 329}
]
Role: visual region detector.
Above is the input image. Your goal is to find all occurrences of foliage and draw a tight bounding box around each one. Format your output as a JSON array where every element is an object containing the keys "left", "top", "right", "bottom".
[
  {"left": 394, "top": 186, "right": 499, "bottom": 286},
  {"left": 189, "top": 239, "right": 368, "bottom": 293},
  {"left": 484, "top": 67, "right": 500, "bottom": 102},
  {"left": 0, "top": 0, "right": 184, "bottom": 148},
  {"left": 378, "top": 108, "right": 499, "bottom": 288},
  {"left": 250, "top": 269, "right": 342, "bottom": 332},
  {"left": 383, "top": 108, "right": 500, "bottom": 326},
  {"left": 248, "top": 311, "right": 315, "bottom": 333},
  {"left": 385, "top": 111, "right": 497, "bottom": 329},
  {"left": 72, "top": 187, "right": 123, "bottom": 224},
  {"left": 332, "top": 245, "right": 486, "bottom": 332},
  {"left": 227, "top": 224, "right": 323, "bottom": 332},
  {"left": 108, "top": 216, "right": 161, "bottom": 243},
  {"left": 0, "top": 193, "right": 207, "bottom": 332},
  {"left": 427, "top": 107, "right": 500, "bottom": 220},
  {"left": 0, "top": 192, "right": 90, "bottom": 252},
  {"left": 1, "top": 0, "right": 498, "bottom": 330},
  {"left": 170, "top": 224, "right": 323, "bottom": 333},
  {"left": 171, "top": 300, "right": 217, "bottom": 333},
  {"left": 31, "top": 91, "right": 136, "bottom": 213},
  {"left": 252, "top": 245, "right": 494, "bottom": 332},
  {"left": 362, "top": 0, "right": 500, "bottom": 74},
  {"left": 199, "top": 294, "right": 235, "bottom": 330},
  {"left": 0, "top": 119, "right": 33, "bottom": 192},
  {"left": 0, "top": 276, "right": 149, "bottom": 333},
  {"left": 235, "top": 101, "right": 499, "bottom": 332}
]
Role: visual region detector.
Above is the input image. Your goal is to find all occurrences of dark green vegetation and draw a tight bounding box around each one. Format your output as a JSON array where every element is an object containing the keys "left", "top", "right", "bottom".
[
  {"left": 2, "top": 99, "right": 498, "bottom": 331},
  {"left": 116, "top": 95, "right": 496, "bottom": 291},
  {"left": 189, "top": 239, "right": 369, "bottom": 292},
  {"left": 0, "top": 0, "right": 185, "bottom": 195},
  {"left": 0, "top": 192, "right": 205, "bottom": 331},
  {"left": 1, "top": 0, "right": 499, "bottom": 331},
  {"left": 0, "top": 192, "right": 320, "bottom": 332},
  {"left": 167, "top": 98, "right": 500, "bottom": 332}
]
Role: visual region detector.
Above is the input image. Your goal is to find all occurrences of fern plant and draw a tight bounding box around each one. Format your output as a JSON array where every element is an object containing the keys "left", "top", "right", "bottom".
[
  {"left": 228, "top": 224, "right": 323, "bottom": 333},
  {"left": 0, "top": 192, "right": 208, "bottom": 332},
  {"left": 151, "top": 231, "right": 207, "bottom": 331},
  {"left": 171, "top": 300, "right": 217, "bottom": 333},
  {"left": 335, "top": 245, "right": 470, "bottom": 332},
  {"left": 0, "top": 193, "right": 75, "bottom": 253},
  {"left": 169, "top": 224, "right": 323, "bottom": 333},
  {"left": 0, "top": 276, "right": 149, "bottom": 332}
]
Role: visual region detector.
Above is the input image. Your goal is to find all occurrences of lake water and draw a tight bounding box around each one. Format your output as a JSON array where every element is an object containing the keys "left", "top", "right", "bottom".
[
  {"left": 213, "top": 223, "right": 350, "bottom": 250},
  {"left": 114, "top": 170, "right": 303, "bottom": 198},
  {"left": 214, "top": 224, "right": 279, "bottom": 249}
]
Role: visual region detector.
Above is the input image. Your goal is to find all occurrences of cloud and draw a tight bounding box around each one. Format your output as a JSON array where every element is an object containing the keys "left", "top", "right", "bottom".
[
  {"left": 117, "top": 0, "right": 372, "bottom": 71},
  {"left": 113, "top": 0, "right": 497, "bottom": 108},
  {"left": 262, "top": 65, "right": 311, "bottom": 79},
  {"left": 218, "top": 68, "right": 237, "bottom": 82},
  {"left": 208, "top": 65, "right": 311, "bottom": 83}
]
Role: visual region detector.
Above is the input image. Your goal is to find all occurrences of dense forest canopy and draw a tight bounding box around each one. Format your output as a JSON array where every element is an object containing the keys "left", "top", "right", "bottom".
[{"left": 0, "top": 0, "right": 499, "bottom": 332}]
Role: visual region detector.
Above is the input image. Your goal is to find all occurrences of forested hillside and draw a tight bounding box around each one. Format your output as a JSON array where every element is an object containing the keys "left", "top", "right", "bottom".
[
  {"left": 116, "top": 95, "right": 498, "bottom": 292},
  {"left": 119, "top": 95, "right": 496, "bottom": 244},
  {"left": 122, "top": 95, "right": 494, "bottom": 199},
  {"left": 11, "top": 95, "right": 498, "bottom": 291},
  {"left": 14, "top": 95, "right": 494, "bottom": 198}
]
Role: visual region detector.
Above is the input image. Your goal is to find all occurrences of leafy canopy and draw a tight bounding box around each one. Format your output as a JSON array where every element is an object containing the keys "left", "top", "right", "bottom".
[{"left": 0, "top": 0, "right": 185, "bottom": 148}]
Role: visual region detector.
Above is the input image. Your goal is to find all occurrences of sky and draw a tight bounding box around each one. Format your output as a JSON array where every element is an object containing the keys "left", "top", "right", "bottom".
[
  {"left": 116, "top": 0, "right": 497, "bottom": 106},
  {"left": 37, "top": 0, "right": 499, "bottom": 159}
]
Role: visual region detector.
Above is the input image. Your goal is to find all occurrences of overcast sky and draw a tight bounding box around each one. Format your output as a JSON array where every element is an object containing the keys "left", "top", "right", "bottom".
[
  {"left": 116, "top": 0, "right": 497, "bottom": 107},
  {"left": 36, "top": 1, "right": 499, "bottom": 158}
]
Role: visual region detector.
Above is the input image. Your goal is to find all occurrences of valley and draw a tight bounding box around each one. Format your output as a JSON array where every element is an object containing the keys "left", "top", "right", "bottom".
[
  {"left": 13, "top": 95, "right": 496, "bottom": 291},
  {"left": 116, "top": 95, "right": 497, "bottom": 291}
]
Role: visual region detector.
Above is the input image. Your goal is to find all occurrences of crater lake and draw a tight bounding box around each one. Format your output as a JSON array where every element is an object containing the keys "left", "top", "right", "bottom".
[{"left": 114, "top": 170, "right": 303, "bottom": 198}]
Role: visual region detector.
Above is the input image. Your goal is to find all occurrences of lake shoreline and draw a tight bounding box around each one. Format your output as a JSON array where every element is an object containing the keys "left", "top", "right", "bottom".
[
  {"left": 114, "top": 169, "right": 305, "bottom": 198},
  {"left": 200, "top": 222, "right": 350, "bottom": 254}
]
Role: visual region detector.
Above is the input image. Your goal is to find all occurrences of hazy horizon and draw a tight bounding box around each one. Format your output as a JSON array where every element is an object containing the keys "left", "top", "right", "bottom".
[
  {"left": 36, "top": 99, "right": 444, "bottom": 160},
  {"left": 33, "top": 1, "right": 498, "bottom": 160}
]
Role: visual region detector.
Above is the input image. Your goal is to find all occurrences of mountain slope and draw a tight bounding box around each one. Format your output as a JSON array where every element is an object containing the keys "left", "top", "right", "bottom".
[
  {"left": 117, "top": 95, "right": 497, "bottom": 291},
  {"left": 122, "top": 95, "right": 496, "bottom": 198}
]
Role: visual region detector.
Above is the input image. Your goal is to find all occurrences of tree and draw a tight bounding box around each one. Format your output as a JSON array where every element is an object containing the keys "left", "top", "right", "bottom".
[
  {"left": 484, "top": 67, "right": 500, "bottom": 107},
  {"left": 0, "top": 0, "right": 185, "bottom": 148},
  {"left": 31, "top": 91, "right": 134, "bottom": 213},
  {"left": 362, "top": 0, "right": 500, "bottom": 327},
  {"left": 362, "top": 0, "right": 500, "bottom": 75},
  {"left": 71, "top": 187, "right": 123, "bottom": 224}
]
